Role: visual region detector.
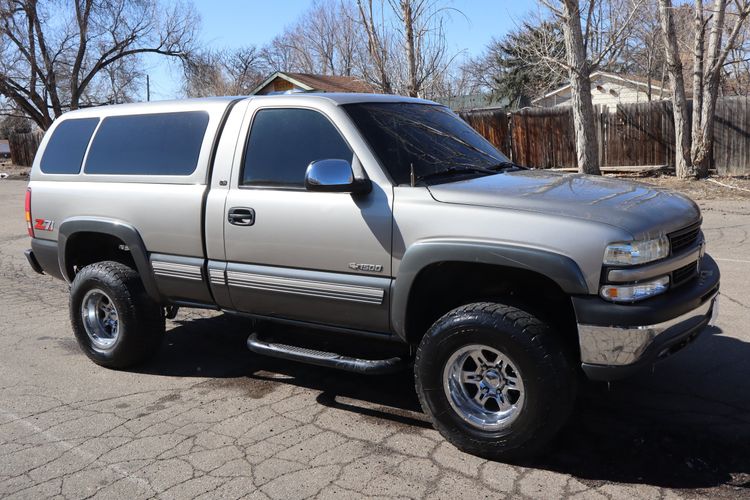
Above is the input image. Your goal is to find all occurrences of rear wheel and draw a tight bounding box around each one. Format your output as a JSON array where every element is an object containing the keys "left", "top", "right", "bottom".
[
  {"left": 415, "top": 302, "right": 576, "bottom": 460},
  {"left": 70, "top": 261, "right": 164, "bottom": 368}
]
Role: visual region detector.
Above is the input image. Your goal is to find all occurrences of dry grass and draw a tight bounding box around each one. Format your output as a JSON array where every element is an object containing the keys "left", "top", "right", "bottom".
[
  {"left": 0, "top": 162, "right": 28, "bottom": 180},
  {"left": 618, "top": 173, "right": 750, "bottom": 201}
]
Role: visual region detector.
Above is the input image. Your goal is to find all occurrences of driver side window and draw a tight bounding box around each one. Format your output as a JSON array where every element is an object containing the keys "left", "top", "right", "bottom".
[{"left": 241, "top": 108, "right": 353, "bottom": 187}]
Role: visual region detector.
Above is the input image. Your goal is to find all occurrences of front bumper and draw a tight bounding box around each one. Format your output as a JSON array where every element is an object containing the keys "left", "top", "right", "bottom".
[{"left": 573, "top": 254, "right": 720, "bottom": 381}]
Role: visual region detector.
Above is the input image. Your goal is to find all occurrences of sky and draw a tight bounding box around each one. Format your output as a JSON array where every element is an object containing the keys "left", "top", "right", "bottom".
[{"left": 144, "top": 0, "right": 538, "bottom": 100}]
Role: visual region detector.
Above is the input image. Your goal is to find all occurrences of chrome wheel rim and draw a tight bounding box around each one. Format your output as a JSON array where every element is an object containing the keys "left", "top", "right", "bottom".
[
  {"left": 81, "top": 289, "right": 119, "bottom": 350},
  {"left": 443, "top": 344, "right": 525, "bottom": 431}
]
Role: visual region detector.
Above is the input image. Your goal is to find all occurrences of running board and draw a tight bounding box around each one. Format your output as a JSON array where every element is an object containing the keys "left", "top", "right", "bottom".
[{"left": 246, "top": 332, "right": 408, "bottom": 375}]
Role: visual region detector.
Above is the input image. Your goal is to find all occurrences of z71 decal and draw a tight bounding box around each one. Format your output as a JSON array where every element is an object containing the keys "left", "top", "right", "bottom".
[{"left": 34, "top": 219, "right": 55, "bottom": 231}]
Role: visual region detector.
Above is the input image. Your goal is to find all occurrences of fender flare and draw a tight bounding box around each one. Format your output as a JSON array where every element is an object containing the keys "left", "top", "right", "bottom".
[
  {"left": 57, "top": 217, "right": 162, "bottom": 302},
  {"left": 390, "top": 240, "right": 589, "bottom": 339}
]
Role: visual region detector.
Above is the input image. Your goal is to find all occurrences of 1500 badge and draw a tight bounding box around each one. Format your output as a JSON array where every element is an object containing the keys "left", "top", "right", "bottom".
[{"left": 348, "top": 262, "right": 383, "bottom": 272}]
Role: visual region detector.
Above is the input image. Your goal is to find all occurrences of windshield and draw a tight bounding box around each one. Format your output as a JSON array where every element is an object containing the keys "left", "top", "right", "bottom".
[{"left": 344, "top": 102, "right": 510, "bottom": 185}]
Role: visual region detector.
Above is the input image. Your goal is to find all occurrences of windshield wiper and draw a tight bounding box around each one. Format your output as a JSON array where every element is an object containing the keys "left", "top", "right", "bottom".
[
  {"left": 490, "top": 160, "right": 525, "bottom": 172},
  {"left": 415, "top": 165, "right": 497, "bottom": 185}
]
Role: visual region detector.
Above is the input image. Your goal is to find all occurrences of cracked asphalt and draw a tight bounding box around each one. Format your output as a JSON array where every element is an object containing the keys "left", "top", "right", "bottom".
[{"left": 1, "top": 179, "right": 749, "bottom": 499}]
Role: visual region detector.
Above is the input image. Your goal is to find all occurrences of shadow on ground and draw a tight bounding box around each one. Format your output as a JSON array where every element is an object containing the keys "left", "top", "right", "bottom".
[{"left": 136, "top": 314, "right": 750, "bottom": 491}]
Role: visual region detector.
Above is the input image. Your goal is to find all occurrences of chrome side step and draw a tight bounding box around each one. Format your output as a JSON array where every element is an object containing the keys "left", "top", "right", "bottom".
[{"left": 246, "top": 332, "right": 408, "bottom": 375}]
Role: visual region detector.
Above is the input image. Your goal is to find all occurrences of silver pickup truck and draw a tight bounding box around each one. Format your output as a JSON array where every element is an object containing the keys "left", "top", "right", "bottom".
[{"left": 24, "top": 93, "right": 720, "bottom": 459}]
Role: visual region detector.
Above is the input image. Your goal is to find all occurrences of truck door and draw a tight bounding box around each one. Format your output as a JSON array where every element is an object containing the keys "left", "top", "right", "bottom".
[{"left": 221, "top": 100, "right": 393, "bottom": 333}]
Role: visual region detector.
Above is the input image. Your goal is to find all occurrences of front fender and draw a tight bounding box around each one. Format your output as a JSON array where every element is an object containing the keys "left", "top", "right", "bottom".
[{"left": 390, "top": 240, "right": 589, "bottom": 339}]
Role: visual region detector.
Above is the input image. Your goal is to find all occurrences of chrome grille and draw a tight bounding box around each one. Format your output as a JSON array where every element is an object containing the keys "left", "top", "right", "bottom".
[{"left": 669, "top": 224, "right": 701, "bottom": 255}]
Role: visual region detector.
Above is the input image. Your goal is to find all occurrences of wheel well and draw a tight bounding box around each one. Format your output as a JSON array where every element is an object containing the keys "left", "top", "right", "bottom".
[
  {"left": 64, "top": 232, "right": 136, "bottom": 277},
  {"left": 404, "top": 262, "right": 579, "bottom": 354}
]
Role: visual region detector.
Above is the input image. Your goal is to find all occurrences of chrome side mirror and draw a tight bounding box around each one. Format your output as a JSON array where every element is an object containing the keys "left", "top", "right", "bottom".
[{"left": 304, "top": 159, "right": 371, "bottom": 194}]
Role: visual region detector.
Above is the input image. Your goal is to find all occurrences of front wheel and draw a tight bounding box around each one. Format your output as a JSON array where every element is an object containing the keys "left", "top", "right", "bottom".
[
  {"left": 414, "top": 302, "right": 576, "bottom": 460},
  {"left": 70, "top": 261, "right": 165, "bottom": 369}
]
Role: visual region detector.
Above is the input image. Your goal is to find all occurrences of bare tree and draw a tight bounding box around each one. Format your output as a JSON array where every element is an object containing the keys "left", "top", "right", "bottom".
[
  {"left": 225, "top": 46, "right": 266, "bottom": 93},
  {"left": 387, "top": 0, "right": 455, "bottom": 98},
  {"left": 538, "top": 0, "right": 643, "bottom": 174},
  {"left": 356, "top": 0, "right": 394, "bottom": 93},
  {"left": 621, "top": 0, "right": 667, "bottom": 100},
  {"left": 305, "top": 0, "right": 340, "bottom": 74},
  {"left": 658, "top": 0, "right": 750, "bottom": 178},
  {"left": 397, "top": 0, "right": 419, "bottom": 96},
  {"left": 722, "top": 21, "right": 750, "bottom": 96},
  {"left": 658, "top": 0, "right": 693, "bottom": 177},
  {"left": 184, "top": 46, "right": 266, "bottom": 97},
  {"left": 183, "top": 50, "right": 229, "bottom": 98},
  {"left": 258, "top": 1, "right": 365, "bottom": 79},
  {"left": 332, "top": 1, "right": 363, "bottom": 76},
  {"left": 559, "top": 0, "right": 600, "bottom": 174},
  {"left": 693, "top": 0, "right": 750, "bottom": 176},
  {"left": 260, "top": 34, "right": 300, "bottom": 73},
  {"left": 0, "top": 0, "right": 198, "bottom": 130},
  {"left": 354, "top": 0, "right": 459, "bottom": 98}
]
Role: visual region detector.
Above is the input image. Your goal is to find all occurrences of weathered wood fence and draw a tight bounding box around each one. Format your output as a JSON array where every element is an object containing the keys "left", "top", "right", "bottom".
[
  {"left": 714, "top": 97, "right": 750, "bottom": 175},
  {"left": 6, "top": 97, "right": 750, "bottom": 174},
  {"left": 460, "top": 96, "right": 750, "bottom": 175},
  {"left": 8, "top": 131, "right": 43, "bottom": 167}
]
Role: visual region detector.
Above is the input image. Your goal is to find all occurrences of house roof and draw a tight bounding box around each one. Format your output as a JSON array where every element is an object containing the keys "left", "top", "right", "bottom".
[
  {"left": 251, "top": 71, "right": 376, "bottom": 95},
  {"left": 532, "top": 71, "right": 669, "bottom": 103}
]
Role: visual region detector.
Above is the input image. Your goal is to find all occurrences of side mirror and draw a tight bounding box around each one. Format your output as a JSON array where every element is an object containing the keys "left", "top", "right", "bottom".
[{"left": 304, "top": 159, "right": 371, "bottom": 194}]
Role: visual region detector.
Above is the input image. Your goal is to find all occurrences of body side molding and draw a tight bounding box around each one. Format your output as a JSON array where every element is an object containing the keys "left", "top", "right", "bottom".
[
  {"left": 225, "top": 262, "right": 392, "bottom": 332},
  {"left": 150, "top": 253, "right": 214, "bottom": 304},
  {"left": 390, "top": 240, "right": 590, "bottom": 339}
]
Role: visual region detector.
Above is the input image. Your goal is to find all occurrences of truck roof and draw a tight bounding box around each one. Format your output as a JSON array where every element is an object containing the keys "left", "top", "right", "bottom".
[
  {"left": 251, "top": 93, "right": 436, "bottom": 106},
  {"left": 57, "top": 93, "right": 438, "bottom": 120}
]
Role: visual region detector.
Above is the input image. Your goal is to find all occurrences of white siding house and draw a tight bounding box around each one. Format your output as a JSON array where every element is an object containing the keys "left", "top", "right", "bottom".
[{"left": 533, "top": 72, "right": 669, "bottom": 110}]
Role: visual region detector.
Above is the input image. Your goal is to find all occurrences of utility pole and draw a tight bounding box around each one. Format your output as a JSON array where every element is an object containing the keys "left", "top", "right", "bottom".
[{"left": 146, "top": 75, "right": 150, "bottom": 102}]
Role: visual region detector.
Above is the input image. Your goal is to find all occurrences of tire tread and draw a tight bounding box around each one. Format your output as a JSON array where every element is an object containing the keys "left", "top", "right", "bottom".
[
  {"left": 69, "top": 261, "right": 164, "bottom": 369},
  {"left": 414, "top": 301, "right": 575, "bottom": 460}
]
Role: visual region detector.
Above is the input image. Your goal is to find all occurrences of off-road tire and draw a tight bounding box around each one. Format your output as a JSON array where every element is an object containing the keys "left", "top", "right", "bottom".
[
  {"left": 70, "top": 261, "right": 164, "bottom": 368},
  {"left": 415, "top": 302, "right": 576, "bottom": 461}
]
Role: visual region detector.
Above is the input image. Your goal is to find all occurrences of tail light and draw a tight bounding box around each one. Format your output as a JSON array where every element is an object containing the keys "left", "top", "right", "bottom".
[{"left": 25, "top": 188, "right": 33, "bottom": 238}]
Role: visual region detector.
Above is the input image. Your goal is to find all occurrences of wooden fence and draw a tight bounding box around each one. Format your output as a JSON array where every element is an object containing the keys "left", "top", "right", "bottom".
[
  {"left": 596, "top": 100, "right": 675, "bottom": 168},
  {"left": 510, "top": 106, "right": 578, "bottom": 168},
  {"left": 8, "top": 131, "right": 43, "bottom": 167},
  {"left": 714, "top": 97, "right": 750, "bottom": 175},
  {"left": 461, "top": 96, "right": 750, "bottom": 175},
  {"left": 6, "top": 97, "right": 750, "bottom": 174}
]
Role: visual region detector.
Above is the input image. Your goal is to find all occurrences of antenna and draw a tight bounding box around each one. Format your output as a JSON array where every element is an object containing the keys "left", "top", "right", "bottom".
[{"left": 410, "top": 163, "right": 416, "bottom": 187}]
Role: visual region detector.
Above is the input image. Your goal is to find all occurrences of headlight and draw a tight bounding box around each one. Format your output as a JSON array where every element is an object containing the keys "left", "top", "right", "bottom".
[
  {"left": 600, "top": 276, "right": 670, "bottom": 302},
  {"left": 603, "top": 236, "right": 669, "bottom": 266}
]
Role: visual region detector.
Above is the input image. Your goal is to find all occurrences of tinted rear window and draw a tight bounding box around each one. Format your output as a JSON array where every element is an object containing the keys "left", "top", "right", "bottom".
[
  {"left": 85, "top": 111, "right": 209, "bottom": 175},
  {"left": 40, "top": 118, "right": 99, "bottom": 174}
]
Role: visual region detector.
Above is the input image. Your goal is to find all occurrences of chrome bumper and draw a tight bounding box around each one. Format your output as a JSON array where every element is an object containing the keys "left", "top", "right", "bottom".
[{"left": 577, "top": 291, "right": 719, "bottom": 366}]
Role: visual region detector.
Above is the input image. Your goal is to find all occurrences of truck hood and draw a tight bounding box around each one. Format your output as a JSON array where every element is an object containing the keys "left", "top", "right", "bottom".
[{"left": 427, "top": 170, "right": 701, "bottom": 237}]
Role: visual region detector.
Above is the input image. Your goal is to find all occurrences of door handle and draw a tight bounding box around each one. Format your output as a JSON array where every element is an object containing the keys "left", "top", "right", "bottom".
[{"left": 228, "top": 207, "right": 255, "bottom": 226}]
